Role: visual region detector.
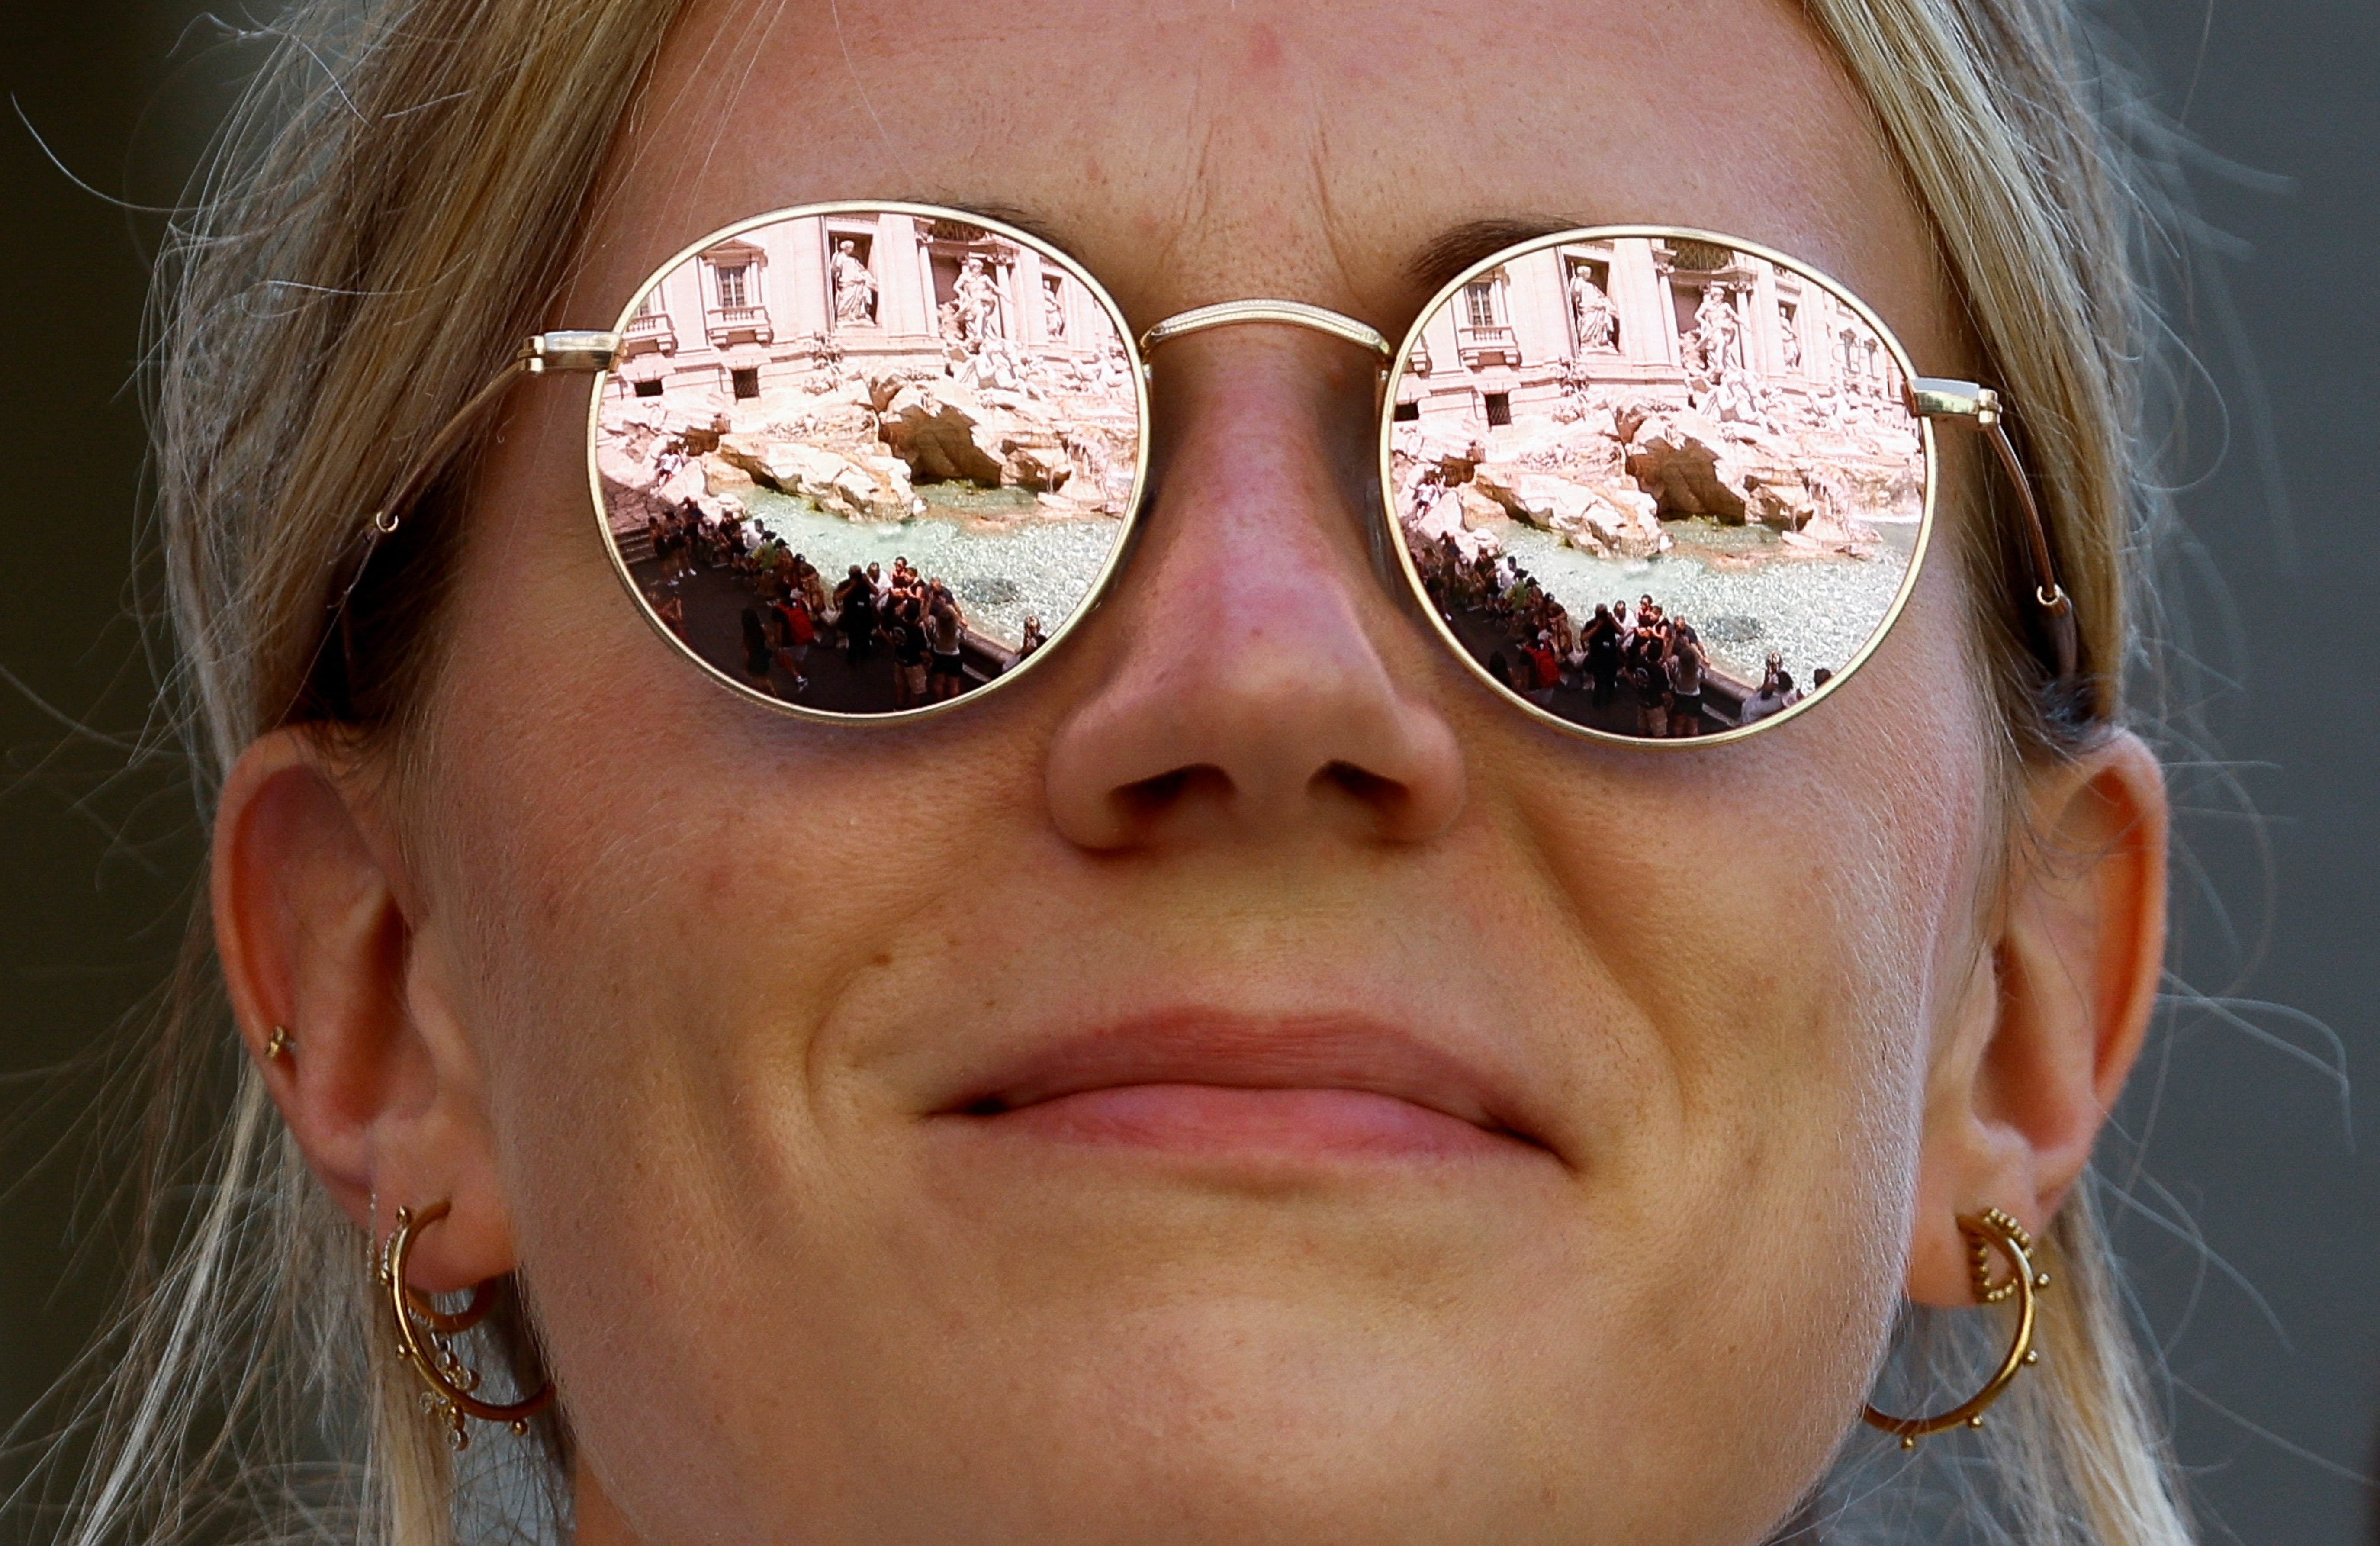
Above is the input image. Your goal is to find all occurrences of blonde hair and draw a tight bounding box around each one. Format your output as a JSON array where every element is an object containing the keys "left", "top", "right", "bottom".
[{"left": 28, "top": 1, "right": 2194, "bottom": 1543}]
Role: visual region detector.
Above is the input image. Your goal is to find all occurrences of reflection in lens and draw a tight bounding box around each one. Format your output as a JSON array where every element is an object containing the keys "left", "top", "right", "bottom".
[
  {"left": 595, "top": 208, "right": 1141, "bottom": 714},
  {"left": 1390, "top": 234, "right": 1926, "bottom": 739}
]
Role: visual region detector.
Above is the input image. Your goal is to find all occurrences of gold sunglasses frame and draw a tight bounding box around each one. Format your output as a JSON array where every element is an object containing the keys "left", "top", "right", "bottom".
[
  {"left": 1380, "top": 224, "right": 1940, "bottom": 750},
  {"left": 586, "top": 201, "right": 1153, "bottom": 725},
  {"left": 351, "top": 203, "right": 2074, "bottom": 738}
]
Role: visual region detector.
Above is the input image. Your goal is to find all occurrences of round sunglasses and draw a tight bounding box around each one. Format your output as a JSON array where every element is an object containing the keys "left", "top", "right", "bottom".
[{"left": 354, "top": 201, "right": 2078, "bottom": 745}]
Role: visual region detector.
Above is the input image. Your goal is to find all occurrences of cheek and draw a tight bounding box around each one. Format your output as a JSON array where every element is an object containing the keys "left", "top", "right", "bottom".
[
  {"left": 1480, "top": 552, "right": 1995, "bottom": 1416},
  {"left": 405, "top": 412, "right": 1058, "bottom": 1215},
  {"left": 400, "top": 457, "right": 1076, "bottom": 1488}
]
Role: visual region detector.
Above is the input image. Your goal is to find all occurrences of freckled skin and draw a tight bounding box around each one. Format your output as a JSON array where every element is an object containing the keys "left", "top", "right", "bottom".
[{"left": 410, "top": 3, "right": 2000, "bottom": 1543}]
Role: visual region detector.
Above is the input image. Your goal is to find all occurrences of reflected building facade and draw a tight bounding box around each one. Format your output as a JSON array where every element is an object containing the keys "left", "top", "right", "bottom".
[
  {"left": 610, "top": 209, "right": 1122, "bottom": 401},
  {"left": 1393, "top": 234, "right": 1906, "bottom": 435}
]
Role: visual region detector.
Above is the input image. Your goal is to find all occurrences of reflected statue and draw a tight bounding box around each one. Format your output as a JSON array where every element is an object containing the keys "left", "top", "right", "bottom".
[
  {"left": 1778, "top": 309, "right": 1802, "bottom": 369},
  {"left": 831, "top": 240, "right": 877, "bottom": 324},
  {"left": 1570, "top": 267, "right": 1619, "bottom": 353},
  {"left": 1708, "top": 365, "right": 1769, "bottom": 429},
  {"left": 955, "top": 256, "right": 1001, "bottom": 345},
  {"left": 1691, "top": 283, "right": 1743, "bottom": 374},
  {"left": 958, "top": 334, "right": 1022, "bottom": 393},
  {"left": 1837, "top": 325, "right": 1869, "bottom": 398},
  {"left": 1041, "top": 279, "right": 1067, "bottom": 340},
  {"left": 1097, "top": 334, "right": 1131, "bottom": 391}
]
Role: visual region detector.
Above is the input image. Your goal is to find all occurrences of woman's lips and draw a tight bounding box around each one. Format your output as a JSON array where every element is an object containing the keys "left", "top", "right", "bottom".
[
  {"left": 985, "top": 1083, "right": 1520, "bottom": 1160},
  {"left": 936, "top": 1014, "right": 1550, "bottom": 1163}
]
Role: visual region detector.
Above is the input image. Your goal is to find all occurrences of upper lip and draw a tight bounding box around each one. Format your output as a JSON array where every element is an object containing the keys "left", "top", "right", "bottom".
[{"left": 936, "top": 1011, "right": 1554, "bottom": 1153}]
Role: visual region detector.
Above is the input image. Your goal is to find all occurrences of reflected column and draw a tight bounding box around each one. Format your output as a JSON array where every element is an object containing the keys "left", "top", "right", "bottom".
[
  {"left": 1510, "top": 248, "right": 1568, "bottom": 367},
  {"left": 786, "top": 219, "right": 829, "bottom": 339},
  {"left": 1013, "top": 245, "right": 1047, "bottom": 347},
  {"left": 1610, "top": 238, "right": 1670, "bottom": 367},
  {"left": 875, "top": 210, "right": 932, "bottom": 345},
  {"left": 1750, "top": 261, "right": 1782, "bottom": 377}
]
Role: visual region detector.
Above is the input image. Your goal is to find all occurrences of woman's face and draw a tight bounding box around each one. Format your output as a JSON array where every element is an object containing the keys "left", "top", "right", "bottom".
[{"left": 418, "top": 1, "right": 1995, "bottom": 1540}]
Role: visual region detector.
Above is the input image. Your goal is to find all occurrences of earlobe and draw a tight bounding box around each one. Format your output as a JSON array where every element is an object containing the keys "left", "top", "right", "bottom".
[
  {"left": 211, "top": 728, "right": 516, "bottom": 1293},
  {"left": 1906, "top": 731, "right": 2167, "bottom": 1306}
]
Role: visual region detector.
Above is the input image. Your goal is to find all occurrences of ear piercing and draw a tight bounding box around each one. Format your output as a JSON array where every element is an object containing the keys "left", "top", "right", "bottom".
[
  {"left": 377, "top": 1200, "right": 554, "bottom": 1448},
  {"left": 1862, "top": 1207, "right": 2050, "bottom": 1449}
]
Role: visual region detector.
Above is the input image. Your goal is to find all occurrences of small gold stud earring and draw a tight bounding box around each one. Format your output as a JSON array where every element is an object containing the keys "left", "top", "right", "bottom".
[{"left": 265, "top": 1025, "right": 294, "bottom": 1060}]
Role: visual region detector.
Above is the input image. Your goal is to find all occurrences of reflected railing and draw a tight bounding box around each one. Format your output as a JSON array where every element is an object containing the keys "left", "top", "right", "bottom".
[
  {"left": 1457, "top": 323, "right": 1518, "bottom": 368},
  {"left": 706, "top": 305, "right": 774, "bottom": 345}
]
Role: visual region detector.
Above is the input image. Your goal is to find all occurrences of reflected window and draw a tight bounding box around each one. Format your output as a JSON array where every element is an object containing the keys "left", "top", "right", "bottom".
[
  {"left": 624, "top": 288, "right": 677, "bottom": 352},
  {"left": 1463, "top": 280, "right": 1499, "bottom": 329},
  {"left": 701, "top": 241, "right": 772, "bottom": 347},
  {"left": 634, "top": 378, "right": 665, "bottom": 399},
  {"left": 1483, "top": 391, "right": 1512, "bottom": 428},
  {"left": 731, "top": 367, "right": 760, "bottom": 399}
]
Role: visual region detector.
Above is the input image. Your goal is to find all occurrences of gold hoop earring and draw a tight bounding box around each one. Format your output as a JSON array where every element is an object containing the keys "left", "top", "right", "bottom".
[
  {"left": 1862, "top": 1207, "right": 2050, "bottom": 1449},
  {"left": 376, "top": 1201, "right": 554, "bottom": 1448}
]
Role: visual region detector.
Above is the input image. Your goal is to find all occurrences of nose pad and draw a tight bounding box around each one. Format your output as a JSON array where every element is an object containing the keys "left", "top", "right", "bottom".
[{"left": 1042, "top": 329, "right": 1466, "bottom": 850}]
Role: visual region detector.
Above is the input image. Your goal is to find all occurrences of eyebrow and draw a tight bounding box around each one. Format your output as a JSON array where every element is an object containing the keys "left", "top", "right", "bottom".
[
  {"left": 926, "top": 199, "right": 1067, "bottom": 248},
  {"left": 1403, "top": 219, "right": 1583, "bottom": 294},
  {"left": 929, "top": 201, "right": 1583, "bottom": 301}
]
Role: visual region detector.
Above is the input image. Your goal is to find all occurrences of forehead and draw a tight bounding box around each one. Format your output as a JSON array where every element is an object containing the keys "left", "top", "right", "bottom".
[{"left": 572, "top": 0, "right": 1951, "bottom": 361}]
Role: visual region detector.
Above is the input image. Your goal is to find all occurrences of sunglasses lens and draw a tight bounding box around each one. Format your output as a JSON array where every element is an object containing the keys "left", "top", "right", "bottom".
[
  {"left": 1387, "top": 233, "right": 1928, "bottom": 741},
  {"left": 595, "top": 207, "right": 1144, "bottom": 715}
]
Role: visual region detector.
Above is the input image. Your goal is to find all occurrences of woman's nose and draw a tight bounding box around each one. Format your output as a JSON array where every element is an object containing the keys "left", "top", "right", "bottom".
[{"left": 1043, "top": 326, "right": 1467, "bottom": 850}]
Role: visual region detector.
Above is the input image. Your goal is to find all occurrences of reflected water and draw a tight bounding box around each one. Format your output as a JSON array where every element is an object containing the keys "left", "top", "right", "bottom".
[
  {"left": 738, "top": 488, "right": 1123, "bottom": 653},
  {"left": 1500, "top": 517, "right": 1917, "bottom": 687}
]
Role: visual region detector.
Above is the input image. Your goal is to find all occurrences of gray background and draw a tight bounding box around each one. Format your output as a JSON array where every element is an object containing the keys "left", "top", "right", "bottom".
[{"left": 0, "top": 3, "right": 2371, "bottom": 1542}]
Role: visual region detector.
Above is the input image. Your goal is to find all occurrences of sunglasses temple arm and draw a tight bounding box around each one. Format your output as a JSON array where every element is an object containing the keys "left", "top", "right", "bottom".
[
  {"left": 1908, "top": 377, "right": 2081, "bottom": 692},
  {"left": 341, "top": 330, "right": 620, "bottom": 593},
  {"left": 359, "top": 331, "right": 622, "bottom": 545},
  {"left": 320, "top": 331, "right": 619, "bottom": 706}
]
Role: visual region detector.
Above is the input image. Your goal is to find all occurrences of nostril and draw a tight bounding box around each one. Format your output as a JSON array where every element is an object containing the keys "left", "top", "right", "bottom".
[
  {"left": 1317, "top": 760, "right": 1405, "bottom": 808},
  {"left": 1115, "top": 763, "right": 1232, "bottom": 821}
]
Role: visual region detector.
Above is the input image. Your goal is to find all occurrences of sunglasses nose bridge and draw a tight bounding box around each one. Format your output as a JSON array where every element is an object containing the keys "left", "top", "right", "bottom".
[
  {"left": 1130, "top": 319, "right": 1401, "bottom": 566},
  {"left": 1042, "top": 345, "right": 1468, "bottom": 849},
  {"left": 1139, "top": 314, "right": 1437, "bottom": 650},
  {"left": 1137, "top": 303, "right": 1396, "bottom": 423},
  {"left": 1138, "top": 299, "right": 1395, "bottom": 365}
]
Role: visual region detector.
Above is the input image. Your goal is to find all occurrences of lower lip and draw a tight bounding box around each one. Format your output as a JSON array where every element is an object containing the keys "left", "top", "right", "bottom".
[{"left": 978, "top": 1083, "right": 1518, "bottom": 1161}]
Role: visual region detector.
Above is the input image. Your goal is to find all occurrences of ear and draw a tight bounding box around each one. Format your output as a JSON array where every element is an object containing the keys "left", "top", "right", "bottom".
[
  {"left": 211, "top": 728, "right": 513, "bottom": 1294},
  {"left": 1907, "top": 730, "right": 2167, "bottom": 1305}
]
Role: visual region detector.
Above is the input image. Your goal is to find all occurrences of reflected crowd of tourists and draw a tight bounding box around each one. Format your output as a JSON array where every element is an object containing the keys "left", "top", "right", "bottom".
[
  {"left": 639, "top": 499, "right": 1049, "bottom": 710},
  {"left": 1407, "top": 533, "right": 1829, "bottom": 736}
]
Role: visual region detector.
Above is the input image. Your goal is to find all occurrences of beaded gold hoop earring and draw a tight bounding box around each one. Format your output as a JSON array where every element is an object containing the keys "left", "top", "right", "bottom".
[
  {"left": 376, "top": 1201, "right": 554, "bottom": 1448},
  {"left": 1862, "top": 1207, "right": 2051, "bottom": 1449}
]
